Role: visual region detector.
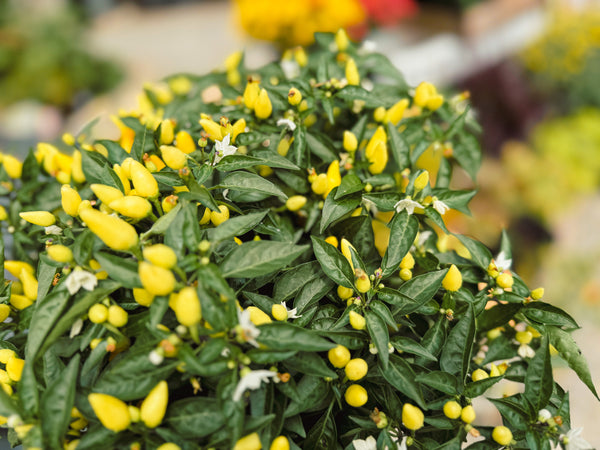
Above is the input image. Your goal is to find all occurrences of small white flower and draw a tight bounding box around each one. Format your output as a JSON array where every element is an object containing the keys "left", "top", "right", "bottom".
[
  {"left": 237, "top": 309, "right": 261, "bottom": 347},
  {"left": 220, "top": 347, "right": 231, "bottom": 357},
  {"left": 369, "top": 342, "right": 378, "bottom": 354},
  {"left": 6, "top": 414, "right": 23, "bottom": 428},
  {"left": 495, "top": 251, "right": 513, "bottom": 272},
  {"left": 222, "top": 188, "right": 230, "bottom": 201},
  {"left": 353, "top": 436, "right": 377, "bottom": 450},
  {"left": 416, "top": 230, "right": 433, "bottom": 248},
  {"left": 69, "top": 318, "right": 84, "bottom": 338},
  {"left": 281, "top": 60, "right": 300, "bottom": 79},
  {"left": 232, "top": 369, "right": 278, "bottom": 402},
  {"left": 563, "top": 427, "right": 592, "bottom": 450},
  {"left": 213, "top": 134, "right": 237, "bottom": 165},
  {"left": 362, "top": 198, "right": 378, "bottom": 215},
  {"left": 359, "top": 40, "right": 377, "bottom": 54},
  {"left": 538, "top": 409, "right": 552, "bottom": 422},
  {"left": 44, "top": 225, "right": 62, "bottom": 235},
  {"left": 281, "top": 301, "right": 301, "bottom": 319},
  {"left": 397, "top": 436, "right": 408, "bottom": 450},
  {"left": 394, "top": 198, "right": 423, "bottom": 215},
  {"left": 432, "top": 199, "right": 449, "bottom": 215},
  {"left": 65, "top": 268, "right": 98, "bottom": 295},
  {"left": 518, "top": 344, "right": 535, "bottom": 359},
  {"left": 149, "top": 350, "right": 164, "bottom": 366},
  {"left": 277, "top": 118, "right": 296, "bottom": 132}
]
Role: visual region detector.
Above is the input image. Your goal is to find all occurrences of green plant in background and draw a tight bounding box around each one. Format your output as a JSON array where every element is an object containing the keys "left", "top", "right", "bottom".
[
  {"left": 0, "top": 0, "right": 122, "bottom": 111},
  {"left": 0, "top": 30, "right": 596, "bottom": 449},
  {"left": 520, "top": 6, "right": 600, "bottom": 111}
]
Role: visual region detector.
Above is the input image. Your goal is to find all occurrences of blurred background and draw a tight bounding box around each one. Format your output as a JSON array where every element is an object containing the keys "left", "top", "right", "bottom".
[{"left": 1, "top": 0, "right": 600, "bottom": 446}]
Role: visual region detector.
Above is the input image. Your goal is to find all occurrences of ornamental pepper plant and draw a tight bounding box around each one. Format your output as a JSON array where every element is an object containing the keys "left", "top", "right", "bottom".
[{"left": 0, "top": 30, "right": 597, "bottom": 449}]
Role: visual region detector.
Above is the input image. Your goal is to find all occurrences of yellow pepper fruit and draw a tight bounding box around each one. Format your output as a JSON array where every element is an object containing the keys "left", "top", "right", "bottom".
[
  {"left": 243, "top": 80, "right": 260, "bottom": 110},
  {"left": 442, "top": 264, "right": 462, "bottom": 292},
  {"left": 140, "top": 380, "right": 169, "bottom": 428},
  {"left": 175, "top": 130, "right": 196, "bottom": 154},
  {"left": 344, "top": 384, "right": 368, "bottom": 407},
  {"left": 160, "top": 145, "right": 188, "bottom": 170},
  {"left": 402, "top": 403, "right": 424, "bottom": 430},
  {"left": 91, "top": 183, "right": 124, "bottom": 205},
  {"left": 247, "top": 306, "right": 272, "bottom": 326},
  {"left": 6, "top": 356, "right": 25, "bottom": 382},
  {"left": 79, "top": 207, "right": 139, "bottom": 251},
  {"left": 0, "top": 304, "right": 10, "bottom": 322},
  {"left": 328, "top": 345, "right": 351, "bottom": 368},
  {"left": 288, "top": 87, "right": 302, "bottom": 106},
  {"left": 109, "top": 196, "right": 152, "bottom": 219},
  {"left": 130, "top": 160, "right": 159, "bottom": 199},
  {"left": 159, "top": 119, "right": 174, "bottom": 145},
  {"left": 88, "top": 393, "right": 131, "bottom": 432},
  {"left": 61, "top": 185, "right": 82, "bottom": 216},
  {"left": 20, "top": 268, "right": 38, "bottom": 300},
  {"left": 343, "top": 131, "right": 358, "bottom": 152},
  {"left": 171, "top": 286, "right": 202, "bottom": 327},
  {"left": 133, "top": 287, "right": 155, "bottom": 307},
  {"left": 345, "top": 358, "right": 368, "bottom": 380},
  {"left": 19, "top": 211, "right": 56, "bottom": 227},
  {"left": 3, "top": 155, "right": 23, "bottom": 179},
  {"left": 285, "top": 195, "right": 307, "bottom": 211},
  {"left": 47, "top": 244, "right": 74, "bottom": 263},
  {"left": 269, "top": 436, "right": 289, "bottom": 450},
  {"left": 143, "top": 244, "right": 177, "bottom": 269},
  {"left": 255, "top": 89, "right": 273, "bottom": 119},
  {"left": 139, "top": 262, "right": 176, "bottom": 297},
  {"left": 345, "top": 58, "right": 360, "bottom": 86},
  {"left": 234, "top": 432, "right": 262, "bottom": 450}
]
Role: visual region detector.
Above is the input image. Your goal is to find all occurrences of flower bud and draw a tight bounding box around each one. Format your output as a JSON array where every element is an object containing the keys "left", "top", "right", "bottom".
[
  {"left": 139, "top": 262, "right": 176, "bottom": 297},
  {"left": 61, "top": 185, "right": 82, "bottom": 216},
  {"left": 402, "top": 403, "right": 424, "bottom": 430},
  {"left": 344, "top": 384, "right": 368, "bottom": 407},
  {"left": 288, "top": 87, "right": 302, "bottom": 106},
  {"left": 160, "top": 145, "right": 187, "bottom": 170},
  {"left": 47, "top": 244, "right": 73, "bottom": 263},
  {"left": 140, "top": 380, "right": 168, "bottom": 428},
  {"left": 345, "top": 58, "right": 360, "bottom": 86},
  {"left": 109, "top": 196, "right": 152, "bottom": 219},
  {"left": 19, "top": 211, "right": 56, "bottom": 227},
  {"left": 442, "top": 264, "right": 462, "bottom": 292},
  {"left": 255, "top": 88, "right": 273, "bottom": 119},
  {"left": 530, "top": 287, "right": 544, "bottom": 300},
  {"left": 496, "top": 272, "right": 514, "bottom": 289},
  {"left": 88, "top": 393, "right": 131, "bottom": 432},
  {"left": 286, "top": 195, "right": 307, "bottom": 212},
  {"left": 79, "top": 207, "right": 139, "bottom": 251}
]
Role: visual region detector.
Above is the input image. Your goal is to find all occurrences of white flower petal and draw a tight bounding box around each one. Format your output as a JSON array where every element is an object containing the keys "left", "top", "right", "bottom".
[
  {"left": 433, "top": 199, "right": 449, "bottom": 215},
  {"left": 565, "top": 427, "right": 592, "bottom": 450},
  {"left": 213, "top": 133, "right": 237, "bottom": 165},
  {"left": 65, "top": 269, "right": 98, "bottom": 295},
  {"left": 495, "top": 251, "right": 513, "bottom": 271},
  {"left": 149, "top": 350, "right": 164, "bottom": 366},
  {"left": 233, "top": 369, "right": 278, "bottom": 402},
  {"left": 237, "top": 309, "right": 261, "bottom": 347},
  {"left": 277, "top": 118, "right": 296, "bottom": 132},
  {"left": 69, "top": 318, "right": 84, "bottom": 338},
  {"left": 352, "top": 436, "right": 377, "bottom": 450},
  {"left": 394, "top": 199, "right": 423, "bottom": 215},
  {"left": 44, "top": 225, "right": 62, "bottom": 235},
  {"left": 281, "top": 60, "right": 300, "bottom": 79}
]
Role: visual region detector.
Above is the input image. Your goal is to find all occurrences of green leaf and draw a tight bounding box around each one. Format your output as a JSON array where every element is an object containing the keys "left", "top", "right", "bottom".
[
  {"left": 489, "top": 396, "right": 530, "bottom": 430},
  {"left": 445, "top": 106, "right": 469, "bottom": 139},
  {"left": 524, "top": 335, "right": 553, "bottom": 412},
  {"left": 25, "top": 290, "right": 71, "bottom": 360},
  {"left": 257, "top": 322, "right": 335, "bottom": 352},
  {"left": 440, "top": 305, "right": 475, "bottom": 382},
  {"left": 165, "top": 397, "right": 226, "bottom": 438},
  {"left": 387, "top": 122, "right": 410, "bottom": 170},
  {"left": 523, "top": 303, "right": 579, "bottom": 329},
  {"left": 432, "top": 189, "right": 477, "bottom": 216},
  {"left": 41, "top": 355, "right": 80, "bottom": 449},
  {"left": 369, "top": 300, "right": 398, "bottom": 331},
  {"left": 310, "top": 236, "right": 355, "bottom": 289},
  {"left": 381, "top": 210, "right": 419, "bottom": 277},
  {"left": 305, "top": 132, "right": 337, "bottom": 162},
  {"left": 284, "top": 375, "right": 331, "bottom": 418},
  {"left": 291, "top": 125, "right": 307, "bottom": 167},
  {"left": 395, "top": 269, "right": 446, "bottom": 315},
  {"left": 455, "top": 235, "right": 492, "bottom": 269},
  {"left": 380, "top": 355, "right": 426, "bottom": 409},
  {"left": 453, "top": 134, "right": 481, "bottom": 182},
  {"left": 477, "top": 303, "right": 522, "bottom": 331},
  {"left": 547, "top": 327, "right": 599, "bottom": 399},
  {"left": 220, "top": 241, "right": 308, "bottom": 278},
  {"left": 93, "top": 251, "right": 141, "bottom": 289},
  {"left": 418, "top": 371, "right": 458, "bottom": 395},
  {"left": 216, "top": 154, "right": 299, "bottom": 172},
  {"left": 366, "top": 310, "right": 390, "bottom": 369},
  {"left": 320, "top": 188, "right": 362, "bottom": 233},
  {"left": 294, "top": 276, "right": 334, "bottom": 314},
  {"left": 95, "top": 139, "right": 129, "bottom": 165},
  {"left": 284, "top": 352, "right": 338, "bottom": 378},
  {"left": 93, "top": 350, "right": 178, "bottom": 401},
  {"left": 273, "top": 261, "right": 322, "bottom": 302},
  {"left": 463, "top": 376, "right": 503, "bottom": 397},
  {"left": 335, "top": 86, "right": 385, "bottom": 108},
  {"left": 39, "top": 281, "right": 121, "bottom": 357},
  {"left": 219, "top": 171, "right": 287, "bottom": 200},
  {"left": 80, "top": 150, "right": 123, "bottom": 191},
  {"left": 303, "top": 404, "right": 336, "bottom": 450},
  {"left": 334, "top": 174, "right": 364, "bottom": 199},
  {"left": 181, "top": 184, "right": 220, "bottom": 211},
  {"left": 390, "top": 336, "right": 437, "bottom": 361},
  {"left": 141, "top": 202, "right": 183, "bottom": 238},
  {"left": 208, "top": 210, "right": 268, "bottom": 242}
]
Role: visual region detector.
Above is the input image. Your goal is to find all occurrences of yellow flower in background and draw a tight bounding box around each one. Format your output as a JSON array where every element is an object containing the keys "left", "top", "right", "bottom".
[{"left": 234, "top": 0, "right": 366, "bottom": 47}]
